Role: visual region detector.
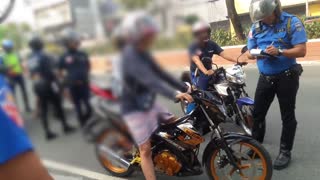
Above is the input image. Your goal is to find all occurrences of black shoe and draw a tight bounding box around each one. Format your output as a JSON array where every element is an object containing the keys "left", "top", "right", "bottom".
[
  {"left": 46, "top": 132, "right": 58, "bottom": 141},
  {"left": 274, "top": 150, "right": 291, "bottom": 170},
  {"left": 63, "top": 125, "right": 76, "bottom": 134}
]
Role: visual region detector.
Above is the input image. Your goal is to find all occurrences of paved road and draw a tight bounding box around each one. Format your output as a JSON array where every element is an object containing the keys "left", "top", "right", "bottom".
[{"left": 21, "top": 65, "right": 320, "bottom": 180}]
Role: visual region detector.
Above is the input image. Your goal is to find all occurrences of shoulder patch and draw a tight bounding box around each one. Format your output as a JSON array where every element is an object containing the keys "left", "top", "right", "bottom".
[
  {"left": 295, "top": 22, "right": 303, "bottom": 32},
  {"left": 66, "top": 56, "right": 73, "bottom": 64},
  {"left": 248, "top": 30, "right": 253, "bottom": 39}
]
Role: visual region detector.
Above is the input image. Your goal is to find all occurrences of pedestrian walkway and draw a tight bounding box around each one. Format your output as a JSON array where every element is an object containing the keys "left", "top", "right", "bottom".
[{"left": 89, "top": 40, "right": 320, "bottom": 75}]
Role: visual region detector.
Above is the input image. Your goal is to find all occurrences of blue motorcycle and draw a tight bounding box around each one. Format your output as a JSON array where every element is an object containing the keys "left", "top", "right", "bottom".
[{"left": 181, "top": 46, "right": 254, "bottom": 135}]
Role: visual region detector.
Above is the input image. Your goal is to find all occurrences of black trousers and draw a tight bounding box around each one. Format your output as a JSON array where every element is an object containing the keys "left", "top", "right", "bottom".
[
  {"left": 35, "top": 84, "right": 68, "bottom": 134},
  {"left": 252, "top": 73, "right": 299, "bottom": 151},
  {"left": 69, "top": 84, "right": 92, "bottom": 126},
  {"left": 9, "top": 75, "right": 30, "bottom": 111}
]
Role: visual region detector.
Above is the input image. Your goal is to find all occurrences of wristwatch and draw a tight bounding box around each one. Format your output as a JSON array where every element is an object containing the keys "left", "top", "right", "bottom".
[{"left": 278, "top": 49, "right": 284, "bottom": 56}]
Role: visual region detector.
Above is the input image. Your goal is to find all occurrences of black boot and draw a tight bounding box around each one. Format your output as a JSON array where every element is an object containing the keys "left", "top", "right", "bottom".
[
  {"left": 274, "top": 150, "right": 291, "bottom": 170},
  {"left": 63, "top": 125, "right": 76, "bottom": 135},
  {"left": 46, "top": 131, "right": 58, "bottom": 141}
]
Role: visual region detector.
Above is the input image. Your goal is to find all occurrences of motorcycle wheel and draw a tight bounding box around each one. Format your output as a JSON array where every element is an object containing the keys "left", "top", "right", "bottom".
[
  {"left": 239, "top": 105, "right": 254, "bottom": 136},
  {"left": 95, "top": 128, "right": 135, "bottom": 177},
  {"left": 205, "top": 138, "right": 272, "bottom": 180}
]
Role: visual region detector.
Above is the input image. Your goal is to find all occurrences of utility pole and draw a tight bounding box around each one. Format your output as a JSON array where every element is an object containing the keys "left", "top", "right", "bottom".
[{"left": 90, "top": 0, "right": 106, "bottom": 40}]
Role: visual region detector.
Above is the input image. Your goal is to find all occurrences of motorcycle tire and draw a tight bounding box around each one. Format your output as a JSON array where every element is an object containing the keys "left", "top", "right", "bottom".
[
  {"left": 205, "top": 138, "right": 272, "bottom": 180},
  {"left": 95, "top": 128, "right": 135, "bottom": 177}
]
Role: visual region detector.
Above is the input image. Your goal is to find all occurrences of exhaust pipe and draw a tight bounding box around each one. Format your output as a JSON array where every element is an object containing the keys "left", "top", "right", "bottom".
[{"left": 98, "top": 145, "right": 131, "bottom": 169}]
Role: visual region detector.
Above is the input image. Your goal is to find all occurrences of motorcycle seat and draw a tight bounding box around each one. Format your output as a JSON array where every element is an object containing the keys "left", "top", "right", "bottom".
[{"left": 160, "top": 115, "right": 190, "bottom": 129}]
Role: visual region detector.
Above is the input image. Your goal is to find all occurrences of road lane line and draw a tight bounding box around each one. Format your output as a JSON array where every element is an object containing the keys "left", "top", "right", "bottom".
[{"left": 43, "top": 159, "right": 123, "bottom": 180}]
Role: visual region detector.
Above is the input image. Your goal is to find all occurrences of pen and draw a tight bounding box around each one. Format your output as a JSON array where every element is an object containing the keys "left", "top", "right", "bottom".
[{"left": 269, "top": 41, "right": 274, "bottom": 47}]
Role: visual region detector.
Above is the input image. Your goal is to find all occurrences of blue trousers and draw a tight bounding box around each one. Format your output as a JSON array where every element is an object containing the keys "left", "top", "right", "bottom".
[{"left": 186, "top": 71, "right": 210, "bottom": 114}]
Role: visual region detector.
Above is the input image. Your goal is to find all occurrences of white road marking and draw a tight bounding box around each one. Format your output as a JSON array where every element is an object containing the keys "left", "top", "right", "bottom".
[
  {"left": 50, "top": 174, "right": 83, "bottom": 180},
  {"left": 43, "top": 159, "right": 124, "bottom": 180}
]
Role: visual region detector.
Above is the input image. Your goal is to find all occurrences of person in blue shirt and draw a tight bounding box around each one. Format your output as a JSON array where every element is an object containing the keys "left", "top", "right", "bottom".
[
  {"left": 59, "top": 29, "right": 92, "bottom": 127},
  {"left": 0, "top": 74, "right": 52, "bottom": 180},
  {"left": 247, "top": 0, "right": 307, "bottom": 170},
  {"left": 186, "top": 21, "right": 246, "bottom": 113},
  {"left": 188, "top": 21, "right": 240, "bottom": 90},
  {"left": 28, "top": 36, "right": 75, "bottom": 140}
]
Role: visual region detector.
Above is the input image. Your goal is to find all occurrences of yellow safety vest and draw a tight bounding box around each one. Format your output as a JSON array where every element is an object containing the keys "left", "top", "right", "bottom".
[{"left": 3, "top": 53, "right": 23, "bottom": 74}]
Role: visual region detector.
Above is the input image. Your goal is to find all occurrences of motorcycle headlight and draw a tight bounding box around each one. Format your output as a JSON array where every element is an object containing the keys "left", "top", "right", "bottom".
[
  {"left": 235, "top": 72, "right": 246, "bottom": 84},
  {"left": 226, "top": 72, "right": 246, "bottom": 84}
]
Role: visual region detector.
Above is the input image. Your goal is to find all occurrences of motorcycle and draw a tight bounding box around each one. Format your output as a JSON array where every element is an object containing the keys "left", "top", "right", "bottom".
[
  {"left": 85, "top": 86, "right": 273, "bottom": 179},
  {"left": 181, "top": 46, "right": 254, "bottom": 136}
]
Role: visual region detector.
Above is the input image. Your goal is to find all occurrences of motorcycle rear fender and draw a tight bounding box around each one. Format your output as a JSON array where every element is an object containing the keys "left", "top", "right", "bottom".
[
  {"left": 202, "top": 133, "right": 252, "bottom": 165},
  {"left": 236, "top": 97, "right": 254, "bottom": 108}
]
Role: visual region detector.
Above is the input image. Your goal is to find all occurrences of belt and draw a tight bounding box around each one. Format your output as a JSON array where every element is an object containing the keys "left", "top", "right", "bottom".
[{"left": 261, "top": 69, "right": 293, "bottom": 84}]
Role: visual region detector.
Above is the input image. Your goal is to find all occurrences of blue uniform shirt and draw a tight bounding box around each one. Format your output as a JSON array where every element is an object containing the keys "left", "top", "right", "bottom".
[
  {"left": 247, "top": 12, "right": 307, "bottom": 75},
  {"left": 188, "top": 40, "right": 224, "bottom": 72},
  {"left": 28, "top": 51, "right": 56, "bottom": 82},
  {"left": 0, "top": 75, "right": 33, "bottom": 164},
  {"left": 59, "top": 50, "right": 90, "bottom": 84}
]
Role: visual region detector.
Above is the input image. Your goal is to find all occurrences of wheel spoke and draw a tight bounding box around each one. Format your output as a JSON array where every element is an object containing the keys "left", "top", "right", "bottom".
[
  {"left": 229, "top": 168, "right": 236, "bottom": 176},
  {"left": 240, "top": 163, "right": 251, "bottom": 169},
  {"left": 252, "top": 151, "right": 257, "bottom": 159},
  {"left": 210, "top": 142, "right": 268, "bottom": 180}
]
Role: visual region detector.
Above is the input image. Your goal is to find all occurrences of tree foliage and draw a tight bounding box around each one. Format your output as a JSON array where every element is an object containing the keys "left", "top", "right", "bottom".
[
  {"left": 185, "top": 14, "right": 199, "bottom": 25},
  {"left": 0, "top": 23, "right": 31, "bottom": 50},
  {"left": 117, "top": 0, "right": 150, "bottom": 10}
]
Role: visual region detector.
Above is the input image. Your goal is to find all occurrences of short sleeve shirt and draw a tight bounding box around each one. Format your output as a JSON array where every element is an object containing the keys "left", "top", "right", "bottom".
[
  {"left": 59, "top": 50, "right": 90, "bottom": 83},
  {"left": 0, "top": 75, "right": 33, "bottom": 164},
  {"left": 28, "top": 51, "right": 56, "bottom": 82},
  {"left": 188, "top": 40, "right": 224, "bottom": 72},
  {"left": 247, "top": 12, "right": 307, "bottom": 75}
]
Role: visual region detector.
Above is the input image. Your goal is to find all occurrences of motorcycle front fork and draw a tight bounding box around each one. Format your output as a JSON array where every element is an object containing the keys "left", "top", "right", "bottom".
[{"left": 214, "top": 128, "right": 241, "bottom": 173}]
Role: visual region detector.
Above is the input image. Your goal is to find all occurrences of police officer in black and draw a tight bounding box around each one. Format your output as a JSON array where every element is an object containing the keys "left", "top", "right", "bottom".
[
  {"left": 59, "top": 29, "right": 92, "bottom": 127},
  {"left": 28, "top": 36, "right": 75, "bottom": 140}
]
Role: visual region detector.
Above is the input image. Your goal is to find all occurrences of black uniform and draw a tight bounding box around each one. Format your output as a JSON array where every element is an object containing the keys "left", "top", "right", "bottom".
[
  {"left": 247, "top": 13, "right": 307, "bottom": 153},
  {"left": 59, "top": 49, "right": 92, "bottom": 126},
  {"left": 28, "top": 50, "right": 73, "bottom": 138}
]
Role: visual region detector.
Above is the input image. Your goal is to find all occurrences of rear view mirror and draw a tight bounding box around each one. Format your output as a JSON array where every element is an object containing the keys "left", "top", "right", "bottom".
[{"left": 241, "top": 46, "right": 248, "bottom": 54}]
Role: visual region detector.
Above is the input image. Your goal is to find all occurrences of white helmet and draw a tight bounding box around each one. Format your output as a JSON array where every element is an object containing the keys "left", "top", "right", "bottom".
[
  {"left": 192, "top": 21, "right": 211, "bottom": 34},
  {"left": 121, "top": 11, "right": 159, "bottom": 43},
  {"left": 111, "top": 24, "right": 127, "bottom": 49},
  {"left": 60, "top": 28, "right": 81, "bottom": 46},
  {"left": 249, "top": 0, "right": 281, "bottom": 22}
]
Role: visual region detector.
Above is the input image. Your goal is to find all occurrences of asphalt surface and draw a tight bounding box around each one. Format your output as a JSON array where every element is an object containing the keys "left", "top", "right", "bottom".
[{"left": 20, "top": 64, "right": 320, "bottom": 180}]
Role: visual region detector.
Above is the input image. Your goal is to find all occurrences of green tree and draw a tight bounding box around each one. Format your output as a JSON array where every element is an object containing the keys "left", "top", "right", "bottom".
[
  {"left": 185, "top": 14, "right": 199, "bottom": 25},
  {"left": 0, "top": 23, "right": 31, "bottom": 50},
  {"left": 117, "top": 0, "right": 150, "bottom": 10}
]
